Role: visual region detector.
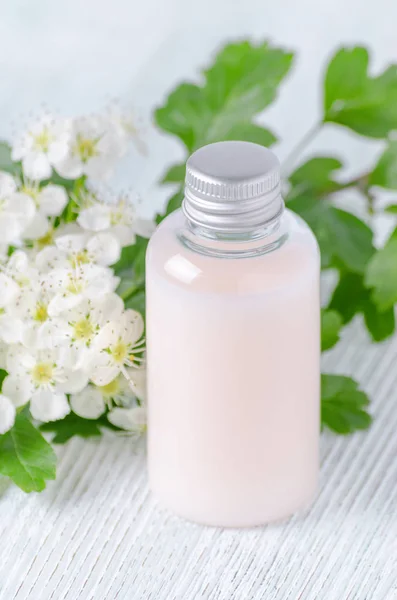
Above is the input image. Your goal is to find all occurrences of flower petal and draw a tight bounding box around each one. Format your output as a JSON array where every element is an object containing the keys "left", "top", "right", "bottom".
[
  {"left": 35, "top": 246, "right": 66, "bottom": 272},
  {"left": 86, "top": 232, "right": 121, "bottom": 266},
  {"left": 124, "top": 367, "right": 146, "bottom": 402},
  {"left": 123, "top": 309, "right": 144, "bottom": 343},
  {"left": 54, "top": 156, "right": 84, "bottom": 180},
  {"left": 7, "top": 250, "right": 30, "bottom": 273},
  {"left": 0, "top": 315, "right": 23, "bottom": 344},
  {"left": 92, "top": 293, "right": 124, "bottom": 326},
  {"left": 107, "top": 405, "right": 146, "bottom": 431},
  {"left": 0, "top": 273, "right": 20, "bottom": 308},
  {"left": 38, "top": 185, "right": 68, "bottom": 216},
  {"left": 89, "top": 353, "right": 120, "bottom": 387},
  {"left": 91, "top": 321, "right": 120, "bottom": 352},
  {"left": 0, "top": 395, "right": 16, "bottom": 434},
  {"left": 22, "top": 152, "right": 52, "bottom": 181},
  {"left": 7, "top": 344, "right": 35, "bottom": 374},
  {"left": 0, "top": 172, "right": 17, "bottom": 199},
  {"left": 2, "top": 375, "right": 33, "bottom": 407},
  {"left": 70, "top": 386, "right": 105, "bottom": 419},
  {"left": 23, "top": 212, "right": 49, "bottom": 240},
  {"left": 57, "top": 369, "right": 88, "bottom": 394},
  {"left": 56, "top": 232, "right": 88, "bottom": 254},
  {"left": 6, "top": 192, "right": 36, "bottom": 223},
  {"left": 77, "top": 205, "right": 111, "bottom": 232},
  {"left": 47, "top": 293, "right": 83, "bottom": 317},
  {"left": 0, "top": 214, "right": 22, "bottom": 244},
  {"left": 133, "top": 218, "right": 156, "bottom": 238},
  {"left": 30, "top": 389, "right": 70, "bottom": 422},
  {"left": 110, "top": 224, "right": 135, "bottom": 247}
]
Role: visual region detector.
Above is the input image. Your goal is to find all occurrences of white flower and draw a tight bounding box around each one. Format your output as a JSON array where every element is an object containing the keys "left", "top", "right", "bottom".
[
  {"left": 12, "top": 115, "right": 70, "bottom": 181},
  {"left": 107, "top": 405, "right": 147, "bottom": 435},
  {"left": 19, "top": 182, "right": 68, "bottom": 240},
  {"left": 107, "top": 104, "right": 147, "bottom": 155},
  {"left": 5, "top": 250, "right": 40, "bottom": 292},
  {"left": 5, "top": 345, "right": 87, "bottom": 422},
  {"left": 7, "top": 286, "right": 55, "bottom": 350},
  {"left": 36, "top": 230, "right": 121, "bottom": 273},
  {"left": 0, "top": 272, "right": 20, "bottom": 308},
  {"left": 70, "top": 367, "right": 146, "bottom": 419},
  {"left": 0, "top": 394, "right": 16, "bottom": 434},
  {"left": 88, "top": 310, "right": 145, "bottom": 386},
  {"left": 0, "top": 313, "right": 23, "bottom": 345},
  {"left": 44, "top": 263, "right": 119, "bottom": 317},
  {"left": 0, "top": 252, "right": 45, "bottom": 346},
  {"left": 0, "top": 341, "right": 8, "bottom": 369},
  {"left": 43, "top": 293, "right": 124, "bottom": 368},
  {"left": 77, "top": 196, "right": 154, "bottom": 246},
  {"left": 56, "top": 231, "right": 121, "bottom": 267},
  {"left": 0, "top": 173, "right": 35, "bottom": 244},
  {"left": 54, "top": 116, "right": 124, "bottom": 181},
  {"left": 70, "top": 386, "right": 106, "bottom": 419}
]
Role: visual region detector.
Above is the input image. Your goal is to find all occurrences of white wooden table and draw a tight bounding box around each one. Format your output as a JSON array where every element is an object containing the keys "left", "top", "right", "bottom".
[{"left": 0, "top": 323, "right": 396, "bottom": 600}]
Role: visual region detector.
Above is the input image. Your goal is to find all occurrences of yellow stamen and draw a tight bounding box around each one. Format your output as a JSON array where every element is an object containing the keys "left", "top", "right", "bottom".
[
  {"left": 66, "top": 278, "right": 84, "bottom": 295},
  {"left": 70, "top": 250, "right": 90, "bottom": 267},
  {"left": 34, "top": 302, "right": 48, "bottom": 323},
  {"left": 98, "top": 378, "right": 120, "bottom": 398},
  {"left": 37, "top": 229, "right": 55, "bottom": 249},
  {"left": 32, "top": 128, "right": 52, "bottom": 153},
  {"left": 111, "top": 341, "right": 128, "bottom": 364},
  {"left": 31, "top": 362, "right": 53, "bottom": 385},
  {"left": 73, "top": 318, "right": 95, "bottom": 341},
  {"left": 73, "top": 135, "right": 98, "bottom": 162}
]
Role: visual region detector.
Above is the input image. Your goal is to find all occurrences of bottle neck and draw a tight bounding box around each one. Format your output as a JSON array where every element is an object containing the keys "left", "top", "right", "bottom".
[{"left": 179, "top": 209, "right": 288, "bottom": 259}]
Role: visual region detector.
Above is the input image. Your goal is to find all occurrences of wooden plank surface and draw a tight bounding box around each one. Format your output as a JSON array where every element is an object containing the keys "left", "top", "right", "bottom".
[{"left": 0, "top": 323, "right": 396, "bottom": 600}]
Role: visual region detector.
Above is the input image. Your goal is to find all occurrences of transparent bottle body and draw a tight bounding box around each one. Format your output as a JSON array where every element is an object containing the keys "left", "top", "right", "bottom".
[{"left": 146, "top": 208, "right": 320, "bottom": 527}]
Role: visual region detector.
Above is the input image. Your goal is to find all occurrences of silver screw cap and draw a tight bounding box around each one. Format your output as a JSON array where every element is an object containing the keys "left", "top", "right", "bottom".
[{"left": 183, "top": 141, "right": 283, "bottom": 235}]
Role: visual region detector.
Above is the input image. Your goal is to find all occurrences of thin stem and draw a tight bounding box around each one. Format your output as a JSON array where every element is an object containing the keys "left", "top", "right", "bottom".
[
  {"left": 120, "top": 365, "right": 143, "bottom": 407},
  {"left": 120, "top": 282, "right": 143, "bottom": 301},
  {"left": 121, "top": 365, "right": 137, "bottom": 393},
  {"left": 287, "top": 172, "right": 370, "bottom": 203},
  {"left": 282, "top": 121, "right": 324, "bottom": 176}
]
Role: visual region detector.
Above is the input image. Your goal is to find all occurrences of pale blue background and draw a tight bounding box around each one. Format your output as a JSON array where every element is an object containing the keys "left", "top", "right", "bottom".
[{"left": 0, "top": 0, "right": 396, "bottom": 216}]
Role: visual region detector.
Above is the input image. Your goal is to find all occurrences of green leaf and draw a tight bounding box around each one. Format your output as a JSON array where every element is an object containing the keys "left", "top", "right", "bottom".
[
  {"left": 288, "top": 197, "right": 374, "bottom": 273},
  {"left": 289, "top": 156, "right": 343, "bottom": 195},
  {"left": 329, "top": 271, "right": 395, "bottom": 341},
  {"left": 161, "top": 163, "right": 186, "bottom": 184},
  {"left": 155, "top": 40, "right": 293, "bottom": 152},
  {"left": 365, "top": 227, "right": 397, "bottom": 310},
  {"left": 321, "top": 309, "right": 343, "bottom": 351},
  {"left": 113, "top": 236, "right": 149, "bottom": 281},
  {"left": 362, "top": 296, "right": 395, "bottom": 342},
  {"left": 321, "top": 374, "right": 372, "bottom": 434},
  {"left": 324, "top": 46, "right": 397, "bottom": 138},
  {"left": 329, "top": 272, "right": 364, "bottom": 324},
  {"left": 40, "top": 413, "right": 117, "bottom": 444},
  {"left": 43, "top": 171, "right": 76, "bottom": 191},
  {"left": 155, "top": 83, "right": 210, "bottom": 152},
  {"left": 124, "top": 289, "right": 146, "bottom": 317},
  {"left": 0, "top": 141, "right": 21, "bottom": 176},
  {"left": 0, "top": 369, "right": 8, "bottom": 389},
  {"left": 385, "top": 204, "right": 397, "bottom": 214},
  {"left": 0, "top": 414, "right": 56, "bottom": 492},
  {"left": 369, "top": 141, "right": 397, "bottom": 189},
  {"left": 216, "top": 123, "right": 276, "bottom": 146}
]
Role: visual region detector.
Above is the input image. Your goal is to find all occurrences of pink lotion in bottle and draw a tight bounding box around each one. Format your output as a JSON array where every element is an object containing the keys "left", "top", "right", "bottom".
[{"left": 146, "top": 141, "right": 320, "bottom": 527}]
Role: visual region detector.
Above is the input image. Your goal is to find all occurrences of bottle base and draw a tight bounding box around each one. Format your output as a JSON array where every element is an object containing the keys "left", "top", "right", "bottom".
[{"left": 150, "top": 486, "right": 317, "bottom": 529}]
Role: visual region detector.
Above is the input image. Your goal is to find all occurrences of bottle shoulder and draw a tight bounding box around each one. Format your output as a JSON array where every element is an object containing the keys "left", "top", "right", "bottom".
[{"left": 146, "top": 208, "right": 320, "bottom": 294}]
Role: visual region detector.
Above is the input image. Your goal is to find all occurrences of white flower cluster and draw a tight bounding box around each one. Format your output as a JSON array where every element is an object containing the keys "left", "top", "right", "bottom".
[
  {"left": 12, "top": 110, "right": 133, "bottom": 182},
  {"left": 0, "top": 110, "right": 151, "bottom": 438}
]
